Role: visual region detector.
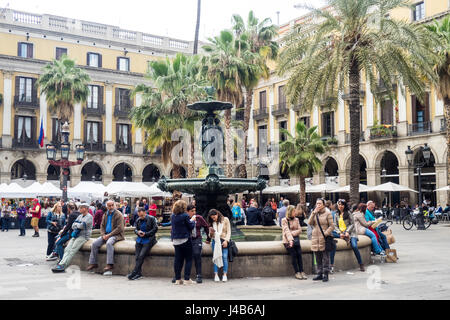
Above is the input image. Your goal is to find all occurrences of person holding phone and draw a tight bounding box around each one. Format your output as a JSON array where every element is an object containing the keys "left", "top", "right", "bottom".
[
  {"left": 206, "top": 209, "right": 231, "bottom": 282},
  {"left": 308, "top": 198, "right": 334, "bottom": 282}
]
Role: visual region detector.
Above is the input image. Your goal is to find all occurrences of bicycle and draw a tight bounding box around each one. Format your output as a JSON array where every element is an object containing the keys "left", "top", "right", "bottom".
[{"left": 402, "top": 211, "right": 432, "bottom": 230}]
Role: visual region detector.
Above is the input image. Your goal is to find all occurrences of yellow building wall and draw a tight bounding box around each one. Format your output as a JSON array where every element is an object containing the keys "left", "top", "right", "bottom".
[
  {"left": 0, "top": 33, "right": 158, "bottom": 73},
  {"left": 390, "top": 0, "right": 448, "bottom": 21}
]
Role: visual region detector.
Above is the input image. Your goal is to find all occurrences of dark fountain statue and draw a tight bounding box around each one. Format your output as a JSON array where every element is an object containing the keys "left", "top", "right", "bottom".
[{"left": 158, "top": 92, "right": 267, "bottom": 220}]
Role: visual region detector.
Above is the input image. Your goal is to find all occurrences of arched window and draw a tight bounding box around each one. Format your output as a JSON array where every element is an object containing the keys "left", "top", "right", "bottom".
[
  {"left": 81, "top": 162, "right": 103, "bottom": 182},
  {"left": 113, "top": 163, "right": 133, "bottom": 181}
]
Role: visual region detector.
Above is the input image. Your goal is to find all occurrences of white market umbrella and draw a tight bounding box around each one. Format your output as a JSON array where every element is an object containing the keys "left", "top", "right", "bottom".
[
  {"left": 106, "top": 181, "right": 155, "bottom": 197},
  {"left": 329, "top": 184, "right": 373, "bottom": 193},
  {"left": 368, "top": 182, "right": 418, "bottom": 193},
  {"left": 284, "top": 183, "right": 339, "bottom": 194},
  {"left": 38, "top": 182, "right": 63, "bottom": 197},
  {"left": 1, "top": 183, "right": 28, "bottom": 198},
  {"left": 262, "top": 185, "right": 290, "bottom": 194},
  {"left": 68, "top": 181, "right": 106, "bottom": 200},
  {"left": 147, "top": 183, "right": 172, "bottom": 197},
  {"left": 435, "top": 186, "right": 450, "bottom": 192},
  {"left": 21, "top": 182, "right": 45, "bottom": 197}
]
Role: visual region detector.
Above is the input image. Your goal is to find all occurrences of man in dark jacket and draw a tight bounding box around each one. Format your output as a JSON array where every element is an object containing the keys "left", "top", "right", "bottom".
[
  {"left": 86, "top": 199, "right": 125, "bottom": 275},
  {"left": 54, "top": 202, "right": 79, "bottom": 261},
  {"left": 261, "top": 202, "right": 276, "bottom": 226},
  {"left": 127, "top": 208, "right": 158, "bottom": 280},
  {"left": 246, "top": 202, "right": 262, "bottom": 225}
]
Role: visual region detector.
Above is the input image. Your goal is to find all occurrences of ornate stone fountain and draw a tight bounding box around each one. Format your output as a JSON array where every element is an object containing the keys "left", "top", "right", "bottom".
[{"left": 158, "top": 99, "right": 267, "bottom": 219}]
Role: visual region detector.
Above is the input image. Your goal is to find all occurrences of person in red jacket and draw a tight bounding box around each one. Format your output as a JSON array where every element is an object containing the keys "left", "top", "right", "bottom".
[
  {"left": 30, "top": 198, "right": 42, "bottom": 237},
  {"left": 148, "top": 200, "right": 157, "bottom": 217}
]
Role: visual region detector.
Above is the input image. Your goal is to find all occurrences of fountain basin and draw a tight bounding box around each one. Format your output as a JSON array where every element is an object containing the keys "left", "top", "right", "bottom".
[{"left": 71, "top": 235, "right": 374, "bottom": 278}]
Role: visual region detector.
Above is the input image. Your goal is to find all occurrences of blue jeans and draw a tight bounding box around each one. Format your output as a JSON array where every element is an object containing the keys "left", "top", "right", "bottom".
[
  {"left": 329, "top": 231, "right": 340, "bottom": 265},
  {"left": 1, "top": 217, "right": 10, "bottom": 231},
  {"left": 55, "top": 233, "right": 71, "bottom": 259},
  {"left": 375, "top": 227, "right": 390, "bottom": 250},
  {"left": 212, "top": 240, "right": 229, "bottom": 273},
  {"left": 350, "top": 237, "right": 363, "bottom": 265},
  {"left": 365, "top": 229, "right": 383, "bottom": 254},
  {"left": 19, "top": 218, "right": 26, "bottom": 235}
]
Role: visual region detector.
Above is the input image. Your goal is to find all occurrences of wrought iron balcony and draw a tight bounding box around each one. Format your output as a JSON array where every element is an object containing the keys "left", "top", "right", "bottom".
[
  {"left": 84, "top": 142, "right": 105, "bottom": 152},
  {"left": 408, "top": 121, "right": 432, "bottom": 136},
  {"left": 115, "top": 143, "right": 132, "bottom": 153},
  {"left": 253, "top": 107, "right": 269, "bottom": 121},
  {"left": 83, "top": 104, "right": 105, "bottom": 117},
  {"left": 271, "top": 103, "right": 289, "bottom": 117},
  {"left": 14, "top": 95, "right": 39, "bottom": 109},
  {"left": 12, "top": 138, "right": 38, "bottom": 149},
  {"left": 370, "top": 125, "right": 397, "bottom": 140},
  {"left": 345, "top": 131, "right": 365, "bottom": 144},
  {"left": 114, "top": 105, "right": 131, "bottom": 118},
  {"left": 143, "top": 147, "right": 162, "bottom": 156}
]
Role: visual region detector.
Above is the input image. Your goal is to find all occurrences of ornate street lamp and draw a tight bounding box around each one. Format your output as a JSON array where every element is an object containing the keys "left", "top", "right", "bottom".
[
  {"left": 46, "top": 121, "right": 84, "bottom": 202},
  {"left": 405, "top": 143, "right": 431, "bottom": 230}
]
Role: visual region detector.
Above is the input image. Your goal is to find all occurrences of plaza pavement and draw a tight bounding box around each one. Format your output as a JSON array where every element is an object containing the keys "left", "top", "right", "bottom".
[{"left": 1, "top": 223, "right": 449, "bottom": 300}]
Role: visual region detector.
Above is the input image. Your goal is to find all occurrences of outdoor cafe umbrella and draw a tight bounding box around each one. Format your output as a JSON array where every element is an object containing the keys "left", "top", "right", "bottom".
[
  {"left": 262, "top": 185, "right": 291, "bottom": 194},
  {"left": 329, "top": 184, "right": 373, "bottom": 193},
  {"left": 367, "top": 181, "right": 418, "bottom": 207},
  {"left": 435, "top": 185, "right": 450, "bottom": 192}
]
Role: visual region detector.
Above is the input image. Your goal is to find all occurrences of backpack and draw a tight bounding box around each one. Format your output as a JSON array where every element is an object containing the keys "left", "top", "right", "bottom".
[
  {"left": 262, "top": 207, "right": 274, "bottom": 224},
  {"left": 232, "top": 206, "right": 242, "bottom": 219}
]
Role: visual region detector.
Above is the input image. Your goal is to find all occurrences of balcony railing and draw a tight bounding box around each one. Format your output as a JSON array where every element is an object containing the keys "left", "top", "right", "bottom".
[
  {"left": 253, "top": 107, "right": 269, "bottom": 121},
  {"left": 14, "top": 95, "right": 39, "bottom": 109},
  {"left": 292, "top": 104, "right": 302, "bottom": 112},
  {"left": 114, "top": 105, "right": 131, "bottom": 118},
  {"left": 271, "top": 103, "right": 289, "bottom": 116},
  {"left": 12, "top": 138, "right": 38, "bottom": 149},
  {"left": 322, "top": 136, "right": 338, "bottom": 146},
  {"left": 341, "top": 84, "right": 366, "bottom": 101},
  {"left": 84, "top": 142, "right": 105, "bottom": 152},
  {"left": 83, "top": 104, "right": 105, "bottom": 116},
  {"left": 116, "top": 143, "right": 132, "bottom": 153},
  {"left": 370, "top": 125, "right": 397, "bottom": 140},
  {"left": 345, "top": 131, "right": 365, "bottom": 144},
  {"left": 144, "top": 147, "right": 162, "bottom": 156},
  {"left": 408, "top": 121, "right": 432, "bottom": 136}
]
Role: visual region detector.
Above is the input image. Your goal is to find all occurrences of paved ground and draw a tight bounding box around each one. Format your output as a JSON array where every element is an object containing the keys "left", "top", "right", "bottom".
[{"left": 1, "top": 222, "right": 449, "bottom": 300}]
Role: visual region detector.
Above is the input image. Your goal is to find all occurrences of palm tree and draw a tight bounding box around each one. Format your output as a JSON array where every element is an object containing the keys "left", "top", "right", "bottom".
[
  {"left": 193, "top": 0, "right": 201, "bottom": 55},
  {"left": 278, "top": 0, "right": 440, "bottom": 204},
  {"left": 36, "top": 55, "right": 90, "bottom": 124},
  {"left": 231, "top": 11, "right": 279, "bottom": 178},
  {"left": 279, "top": 121, "right": 328, "bottom": 205},
  {"left": 131, "top": 53, "right": 207, "bottom": 178},
  {"left": 202, "top": 30, "right": 246, "bottom": 177},
  {"left": 426, "top": 16, "right": 450, "bottom": 186}
]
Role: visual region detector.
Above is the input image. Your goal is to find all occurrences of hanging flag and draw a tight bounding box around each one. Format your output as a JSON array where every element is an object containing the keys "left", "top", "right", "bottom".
[{"left": 38, "top": 117, "right": 45, "bottom": 148}]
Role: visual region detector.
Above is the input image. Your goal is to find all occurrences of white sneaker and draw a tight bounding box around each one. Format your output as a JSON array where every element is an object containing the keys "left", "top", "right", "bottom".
[
  {"left": 222, "top": 274, "right": 228, "bottom": 282},
  {"left": 214, "top": 274, "right": 220, "bottom": 282}
]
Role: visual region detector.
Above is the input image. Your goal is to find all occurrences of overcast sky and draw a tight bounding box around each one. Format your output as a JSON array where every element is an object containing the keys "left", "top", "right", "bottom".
[{"left": 1, "top": 0, "right": 327, "bottom": 41}]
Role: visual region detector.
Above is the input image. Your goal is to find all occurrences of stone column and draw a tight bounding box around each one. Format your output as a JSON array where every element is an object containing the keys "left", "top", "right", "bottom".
[
  {"left": 435, "top": 163, "right": 448, "bottom": 206},
  {"left": 71, "top": 174, "right": 82, "bottom": 187},
  {"left": 105, "top": 83, "right": 115, "bottom": 153},
  {"left": 397, "top": 82, "right": 408, "bottom": 137},
  {"left": 39, "top": 92, "right": 49, "bottom": 145},
  {"left": 36, "top": 173, "right": 47, "bottom": 184},
  {"left": 399, "top": 165, "right": 416, "bottom": 205},
  {"left": 312, "top": 106, "right": 319, "bottom": 127},
  {"left": 289, "top": 108, "right": 296, "bottom": 136},
  {"left": 0, "top": 171, "right": 11, "bottom": 184},
  {"left": 366, "top": 168, "right": 377, "bottom": 187},
  {"left": 133, "top": 174, "right": 143, "bottom": 183},
  {"left": 337, "top": 91, "right": 346, "bottom": 144},
  {"left": 338, "top": 169, "right": 347, "bottom": 187},
  {"left": 73, "top": 102, "right": 82, "bottom": 148},
  {"left": 133, "top": 93, "right": 143, "bottom": 154},
  {"left": 103, "top": 174, "right": 114, "bottom": 186},
  {"left": 433, "top": 93, "right": 445, "bottom": 133},
  {"left": 2, "top": 71, "right": 13, "bottom": 148}
]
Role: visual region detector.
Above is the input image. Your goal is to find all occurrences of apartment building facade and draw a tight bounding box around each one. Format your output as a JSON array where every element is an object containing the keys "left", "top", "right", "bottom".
[{"left": 247, "top": 0, "right": 450, "bottom": 206}]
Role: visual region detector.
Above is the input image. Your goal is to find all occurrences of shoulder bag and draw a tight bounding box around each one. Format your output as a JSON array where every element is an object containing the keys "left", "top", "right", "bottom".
[
  {"left": 284, "top": 219, "right": 300, "bottom": 248},
  {"left": 316, "top": 213, "right": 337, "bottom": 252}
]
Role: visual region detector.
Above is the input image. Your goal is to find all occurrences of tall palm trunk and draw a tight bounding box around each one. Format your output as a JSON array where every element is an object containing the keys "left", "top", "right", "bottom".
[
  {"left": 193, "top": 0, "right": 201, "bottom": 55},
  {"left": 225, "top": 108, "right": 233, "bottom": 177},
  {"left": 239, "top": 89, "right": 253, "bottom": 178},
  {"left": 299, "top": 175, "right": 306, "bottom": 206},
  {"left": 445, "top": 98, "right": 450, "bottom": 186},
  {"left": 349, "top": 58, "right": 361, "bottom": 205}
]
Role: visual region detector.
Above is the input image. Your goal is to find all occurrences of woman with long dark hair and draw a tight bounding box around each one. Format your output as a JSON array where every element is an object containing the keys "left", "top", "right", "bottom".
[
  {"left": 206, "top": 209, "right": 231, "bottom": 282},
  {"left": 170, "top": 200, "right": 196, "bottom": 285}
]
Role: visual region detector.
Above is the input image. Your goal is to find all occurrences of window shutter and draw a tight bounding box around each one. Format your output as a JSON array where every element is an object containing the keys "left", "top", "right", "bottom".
[
  {"left": 411, "top": 95, "right": 417, "bottom": 123},
  {"left": 52, "top": 119, "right": 56, "bottom": 142},
  {"left": 99, "top": 121, "right": 103, "bottom": 145},
  {"left": 15, "top": 76, "right": 20, "bottom": 99},
  {"left": 83, "top": 120, "right": 87, "bottom": 144},
  {"left": 116, "top": 123, "right": 120, "bottom": 145},
  {"left": 98, "top": 86, "right": 104, "bottom": 110},
  {"left": 321, "top": 112, "right": 325, "bottom": 136},
  {"left": 127, "top": 124, "right": 132, "bottom": 147},
  {"left": 126, "top": 58, "right": 130, "bottom": 71},
  {"left": 424, "top": 92, "right": 430, "bottom": 123},
  {"left": 117, "top": 57, "right": 120, "bottom": 70},
  {"left": 17, "top": 42, "right": 22, "bottom": 57},
  {"left": 27, "top": 43, "right": 33, "bottom": 58},
  {"left": 98, "top": 54, "right": 102, "bottom": 68},
  {"left": 32, "top": 78, "right": 37, "bottom": 102},
  {"left": 31, "top": 117, "right": 37, "bottom": 141},
  {"left": 86, "top": 53, "right": 90, "bottom": 66},
  {"left": 115, "top": 88, "right": 119, "bottom": 108},
  {"left": 14, "top": 115, "right": 18, "bottom": 139},
  {"left": 331, "top": 112, "right": 335, "bottom": 137}
]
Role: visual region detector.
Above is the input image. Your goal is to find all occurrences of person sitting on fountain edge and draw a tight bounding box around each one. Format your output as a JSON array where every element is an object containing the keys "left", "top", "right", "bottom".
[{"left": 127, "top": 207, "right": 158, "bottom": 280}]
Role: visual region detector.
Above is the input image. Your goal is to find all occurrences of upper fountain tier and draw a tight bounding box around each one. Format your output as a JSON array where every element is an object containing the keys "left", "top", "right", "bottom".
[{"left": 187, "top": 101, "right": 232, "bottom": 115}]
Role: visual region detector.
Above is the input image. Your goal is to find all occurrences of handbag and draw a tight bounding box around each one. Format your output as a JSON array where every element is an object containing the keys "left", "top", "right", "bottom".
[
  {"left": 284, "top": 219, "right": 300, "bottom": 248},
  {"left": 316, "top": 213, "right": 337, "bottom": 252},
  {"left": 385, "top": 248, "right": 398, "bottom": 263},
  {"left": 48, "top": 223, "right": 61, "bottom": 234}
]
